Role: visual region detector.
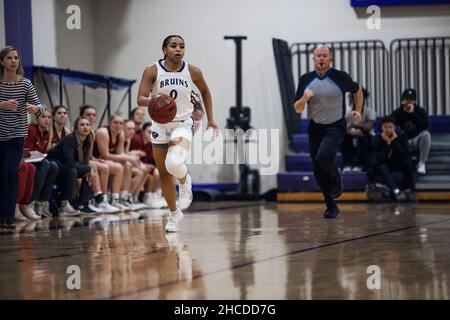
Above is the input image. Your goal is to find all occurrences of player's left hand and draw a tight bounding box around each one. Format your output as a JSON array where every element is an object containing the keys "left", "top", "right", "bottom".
[
  {"left": 207, "top": 120, "right": 219, "bottom": 138},
  {"left": 352, "top": 111, "right": 362, "bottom": 124}
]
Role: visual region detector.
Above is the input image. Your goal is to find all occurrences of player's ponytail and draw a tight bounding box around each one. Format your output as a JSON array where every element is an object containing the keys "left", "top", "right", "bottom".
[{"left": 162, "top": 35, "right": 184, "bottom": 60}]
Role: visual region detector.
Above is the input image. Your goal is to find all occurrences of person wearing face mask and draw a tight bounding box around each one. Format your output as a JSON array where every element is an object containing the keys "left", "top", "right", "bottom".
[
  {"left": 391, "top": 89, "right": 430, "bottom": 175},
  {"left": 294, "top": 44, "right": 364, "bottom": 219}
]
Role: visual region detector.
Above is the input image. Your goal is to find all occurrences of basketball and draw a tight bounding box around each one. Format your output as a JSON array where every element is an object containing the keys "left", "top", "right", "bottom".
[{"left": 148, "top": 94, "right": 177, "bottom": 124}]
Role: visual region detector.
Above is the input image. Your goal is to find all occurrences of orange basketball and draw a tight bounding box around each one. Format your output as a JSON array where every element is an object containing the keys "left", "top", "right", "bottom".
[{"left": 148, "top": 94, "right": 177, "bottom": 124}]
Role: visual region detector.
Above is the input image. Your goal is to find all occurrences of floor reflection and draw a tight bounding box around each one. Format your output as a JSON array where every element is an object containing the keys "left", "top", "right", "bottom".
[{"left": 1, "top": 203, "right": 450, "bottom": 299}]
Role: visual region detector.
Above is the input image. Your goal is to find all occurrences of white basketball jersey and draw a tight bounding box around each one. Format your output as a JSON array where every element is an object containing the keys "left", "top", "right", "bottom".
[{"left": 152, "top": 59, "right": 194, "bottom": 122}]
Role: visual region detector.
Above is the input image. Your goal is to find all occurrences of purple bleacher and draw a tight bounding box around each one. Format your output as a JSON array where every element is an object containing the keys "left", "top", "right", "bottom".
[
  {"left": 278, "top": 172, "right": 321, "bottom": 192},
  {"left": 298, "top": 119, "right": 309, "bottom": 133},
  {"left": 427, "top": 116, "right": 450, "bottom": 133},
  {"left": 278, "top": 171, "right": 415, "bottom": 192},
  {"left": 285, "top": 153, "right": 342, "bottom": 171},
  {"left": 292, "top": 133, "right": 309, "bottom": 153},
  {"left": 282, "top": 115, "right": 443, "bottom": 195},
  {"left": 374, "top": 115, "right": 450, "bottom": 134},
  {"left": 300, "top": 115, "right": 450, "bottom": 135}
]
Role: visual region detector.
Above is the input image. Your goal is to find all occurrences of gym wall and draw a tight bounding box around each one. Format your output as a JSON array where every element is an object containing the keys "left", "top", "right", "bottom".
[{"left": 29, "top": 0, "right": 450, "bottom": 192}]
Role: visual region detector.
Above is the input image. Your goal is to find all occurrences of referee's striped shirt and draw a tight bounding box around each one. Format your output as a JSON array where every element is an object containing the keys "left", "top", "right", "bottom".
[{"left": 0, "top": 77, "right": 44, "bottom": 142}]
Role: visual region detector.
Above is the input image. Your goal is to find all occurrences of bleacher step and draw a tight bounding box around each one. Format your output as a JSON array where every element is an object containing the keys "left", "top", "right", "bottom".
[
  {"left": 417, "top": 175, "right": 450, "bottom": 183},
  {"left": 416, "top": 182, "right": 450, "bottom": 190}
]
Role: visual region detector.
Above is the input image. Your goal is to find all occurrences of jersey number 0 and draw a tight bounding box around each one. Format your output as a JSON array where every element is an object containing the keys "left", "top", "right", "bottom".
[{"left": 170, "top": 89, "right": 178, "bottom": 100}]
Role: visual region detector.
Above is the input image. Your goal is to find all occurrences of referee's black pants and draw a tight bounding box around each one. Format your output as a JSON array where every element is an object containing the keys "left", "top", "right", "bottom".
[{"left": 308, "top": 119, "right": 346, "bottom": 200}]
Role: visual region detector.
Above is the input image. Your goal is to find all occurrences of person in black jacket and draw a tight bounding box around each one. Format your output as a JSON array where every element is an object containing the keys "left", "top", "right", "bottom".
[
  {"left": 47, "top": 117, "right": 96, "bottom": 215},
  {"left": 367, "top": 116, "right": 415, "bottom": 202},
  {"left": 391, "top": 88, "right": 431, "bottom": 175}
]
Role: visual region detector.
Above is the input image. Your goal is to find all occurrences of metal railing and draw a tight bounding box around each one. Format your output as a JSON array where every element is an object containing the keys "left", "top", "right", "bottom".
[
  {"left": 291, "top": 40, "right": 389, "bottom": 115},
  {"left": 390, "top": 37, "right": 450, "bottom": 116},
  {"left": 290, "top": 37, "right": 450, "bottom": 116}
]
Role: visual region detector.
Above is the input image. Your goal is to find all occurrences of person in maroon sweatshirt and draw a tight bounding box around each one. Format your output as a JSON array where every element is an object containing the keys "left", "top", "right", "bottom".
[{"left": 23, "top": 110, "right": 59, "bottom": 220}]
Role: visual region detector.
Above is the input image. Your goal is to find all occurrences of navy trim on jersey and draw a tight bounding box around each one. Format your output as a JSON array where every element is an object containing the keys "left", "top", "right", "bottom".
[
  {"left": 304, "top": 77, "right": 318, "bottom": 90},
  {"left": 314, "top": 67, "right": 333, "bottom": 80},
  {"left": 295, "top": 68, "right": 360, "bottom": 124},
  {"left": 158, "top": 59, "right": 186, "bottom": 73}
]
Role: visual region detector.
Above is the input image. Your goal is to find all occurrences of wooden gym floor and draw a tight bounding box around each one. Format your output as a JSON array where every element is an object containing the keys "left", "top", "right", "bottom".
[{"left": 1, "top": 201, "right": 450, "bottom": 300}]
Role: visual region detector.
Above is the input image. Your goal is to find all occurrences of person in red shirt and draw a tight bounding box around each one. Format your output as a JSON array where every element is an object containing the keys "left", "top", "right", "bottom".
[
  {"left": 123, "top": 120, "right": 150, "bottom": 209},
  {"left": 79, "top": 105, "right": 122, "bottom": 214},
  {"left": 94, "top": 113, "right": 142, "bottom": 211},
  {"left": 23, "top": 110, "right": 60, "bottom": 219},
  {"left": 129, "top": 121, "right": 166, "bottom": 209},
  {"left": 130, "top": 107, "right": 146, "bottom": 136}
]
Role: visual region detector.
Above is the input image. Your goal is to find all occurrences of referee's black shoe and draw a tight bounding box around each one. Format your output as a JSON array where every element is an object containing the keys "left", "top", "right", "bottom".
[
  {"left": 324, "top": 204, "right": 340, "bottom": 219},
  {"left": 332, "top": 168, "right": 343, "bottom": 199}
]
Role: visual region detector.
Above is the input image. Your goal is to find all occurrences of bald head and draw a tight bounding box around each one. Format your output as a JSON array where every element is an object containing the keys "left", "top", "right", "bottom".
[
  {"left": 313, "top": 45, "right": 333, "bottom": 57},
  {"left": 313, "top": 44, "right": 333, "bottom": 75}
]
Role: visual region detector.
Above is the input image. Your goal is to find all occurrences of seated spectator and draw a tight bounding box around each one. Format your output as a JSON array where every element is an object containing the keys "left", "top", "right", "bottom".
[
  {"left": 341, "top": 88, "right": 375, "bottom": 172},
  {"left": 127, "top": 120, "right": 166, "bottom": 208},
  {"left": 50, "top": 105, "right": 70, "bottom": 148},
  {"left": 391, "top": 88, "right": 431, "bottom": 175},
  {"left": 367, "top": 116, "right": 415, "bottom": 202},
  {"left": 123, "top": 119, "right": 150, "bottom": 208},
  {"left": 130, "top": 107, "right": 146, "bottom": 135},
  {"left": 23, "top": 110, "right": 59, "bottom": 219},
  {"left": 94, "top": 112, "right": 142, "bottom": 211},
  {"left": 47, "top": 117, "right": 97, "bottom": 216},
  {"left": 80, "top": 105, "right": 121, "bottom": 213}
]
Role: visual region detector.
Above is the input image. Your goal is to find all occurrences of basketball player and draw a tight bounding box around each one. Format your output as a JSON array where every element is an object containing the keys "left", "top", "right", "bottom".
[
  {"left": 137, "top": 35, "right": 218, "bottom": 232},
  {"left": 294, "top": 45, "right": 363, "bottom": 219}
]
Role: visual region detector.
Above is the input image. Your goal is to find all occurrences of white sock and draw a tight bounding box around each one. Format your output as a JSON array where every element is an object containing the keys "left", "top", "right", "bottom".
[
  {"left": 120, "top": 191, "right": 129, "bottom": 201},
  {"left": 112, "top": 193, "right": 120, "bottom": 201}
]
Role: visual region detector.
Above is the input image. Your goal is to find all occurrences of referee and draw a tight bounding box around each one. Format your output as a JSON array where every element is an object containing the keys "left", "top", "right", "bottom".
[{"left": 294, "top": 45, "right": 364, "bottom": 219}]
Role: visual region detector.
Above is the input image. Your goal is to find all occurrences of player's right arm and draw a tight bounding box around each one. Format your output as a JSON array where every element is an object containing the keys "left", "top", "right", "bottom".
[
  {"left": 137, "top": 64, "right": 157, "bottom": 107},
  {"left": 293, "top": 74, "right": 313, "bottom": 114},
  {"left": 294, "top": 89, "right": 313, "bottom": 114}
]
